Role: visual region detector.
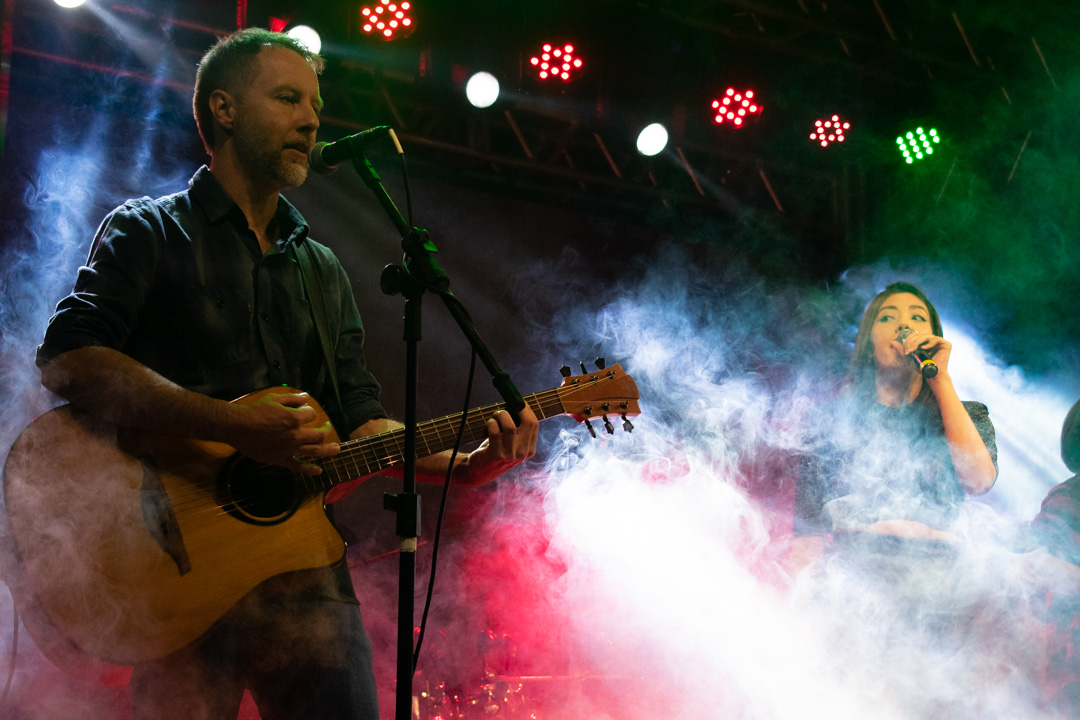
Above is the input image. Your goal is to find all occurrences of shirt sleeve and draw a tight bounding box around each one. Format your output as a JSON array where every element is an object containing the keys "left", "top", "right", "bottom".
[
  {"left": 309, "top": 242, "right": 387, "bottom": 436},
  {"left": 1033, "top": 477, "right": 1080, "bottom": 566},
  {"left": 36, "top": 199, "right": 161, "bottom": 367},
  {"left": 962, "top": 401, "right": 998, "bottom": 471}
]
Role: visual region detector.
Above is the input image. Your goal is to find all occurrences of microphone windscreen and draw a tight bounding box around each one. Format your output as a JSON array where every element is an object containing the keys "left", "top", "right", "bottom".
[{"left": 308, "top": 142, "right": 338, "bottom": 175}]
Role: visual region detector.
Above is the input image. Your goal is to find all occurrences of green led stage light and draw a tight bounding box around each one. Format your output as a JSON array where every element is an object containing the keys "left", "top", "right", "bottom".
[{"left": 896, "top": 127, "right": 940, "bottom": 164}]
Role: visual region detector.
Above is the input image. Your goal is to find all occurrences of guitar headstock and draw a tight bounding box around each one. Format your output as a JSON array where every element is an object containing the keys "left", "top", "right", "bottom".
[{"left": 557, "top": 361, "right": 641, "bottom": 436}]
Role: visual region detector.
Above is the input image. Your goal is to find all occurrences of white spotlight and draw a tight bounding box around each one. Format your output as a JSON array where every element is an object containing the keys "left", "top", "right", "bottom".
[
  {"left": 466, "top": 72, "right": 500, "bottom": 109},
  {"left": 54, "top": 0, "right": 87, "bottom": 7},
  {"left": 636, "top": 123, "right": 669, "bottom": 156},
  {"left": 286, "top": 25, "right": 322, "bottom": 55}
]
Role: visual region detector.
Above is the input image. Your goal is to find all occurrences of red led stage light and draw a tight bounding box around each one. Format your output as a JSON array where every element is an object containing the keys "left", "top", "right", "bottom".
[
  {"left": 809, "top": 115, "right": 850, "bottom": 147},
  {"left": 710, "top": 88, "right": 761, "bottom": 128},
  {"left": 360, "top": 0, "right": 414, "bottom": 40},
  {"left": 529, "top": 43, "right": 583, "bottom": 82}
]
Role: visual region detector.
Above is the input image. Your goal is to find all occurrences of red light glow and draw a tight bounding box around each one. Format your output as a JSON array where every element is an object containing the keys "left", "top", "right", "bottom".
[
  {"left": 360, "top": 0, "right": 414, "bottom": 40},
  {"left": 711, "top": 87, "right": 762, "bottom": 128},
  {"left": 530, "top": 42, "right": 583, "bottom": 82},
  {"left": 809, "top": 113, "right": 851, "bottom": 147}
]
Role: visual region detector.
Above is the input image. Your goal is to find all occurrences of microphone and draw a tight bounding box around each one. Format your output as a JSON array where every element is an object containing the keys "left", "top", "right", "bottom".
[
  {"left": 308, "top": 126, "right": 400, "bottom": 174},
  {"left": 895, "top": 328, "right": 938, "bottom": 378}
]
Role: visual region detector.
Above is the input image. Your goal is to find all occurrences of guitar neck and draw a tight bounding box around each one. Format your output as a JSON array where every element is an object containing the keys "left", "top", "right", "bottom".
[{"left": 319, "top": 390, "right": 564, "bottom": 487}]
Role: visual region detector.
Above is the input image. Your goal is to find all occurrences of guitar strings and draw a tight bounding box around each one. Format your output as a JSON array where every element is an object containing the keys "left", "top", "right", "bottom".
[
  {"left": 159, "top": 425, "right": 464, "bottom": 520},
  {"left": 158, "top": 386, "right": 601, "bottom": 520},
  {"left": 157, "top": 372, "right": 632, "bottom": 522},
  {"left": 149, "top": 389, "right": 579, "bottom": 521},
  {"left": 156, "top": 413, "right": 484, "bottom": 518}
]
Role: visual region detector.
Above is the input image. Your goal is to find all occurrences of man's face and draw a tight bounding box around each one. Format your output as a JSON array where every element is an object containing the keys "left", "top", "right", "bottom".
[{"left": 231, "top": 46, "right": 323, "bottom": 190}]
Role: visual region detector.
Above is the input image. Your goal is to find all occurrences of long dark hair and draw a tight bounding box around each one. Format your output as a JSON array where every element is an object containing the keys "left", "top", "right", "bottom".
[{"left": 846, "top": 281, "right": 944, "bottom": 413}]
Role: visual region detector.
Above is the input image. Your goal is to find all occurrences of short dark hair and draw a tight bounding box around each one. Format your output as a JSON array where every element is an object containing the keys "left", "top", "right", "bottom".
[
  {"left": 193, "top": 28, "right": 325, "bottom": 154},
  {"left": 1063, "top": 398, "right": 1080, "bottom": 473}
]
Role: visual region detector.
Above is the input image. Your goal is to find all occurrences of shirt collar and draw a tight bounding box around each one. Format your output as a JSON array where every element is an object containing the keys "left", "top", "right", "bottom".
[{"left": 189, "top": 166, "right": 310, "bottom": 246}]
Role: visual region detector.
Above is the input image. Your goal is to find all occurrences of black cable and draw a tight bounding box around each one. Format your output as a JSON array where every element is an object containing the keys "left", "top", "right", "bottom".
[
  {"left": 413, "top": 349, "right": 477, "bottom": 672},
  {"left": 400, "top": 151, "right": 413, "bottom": 228}
]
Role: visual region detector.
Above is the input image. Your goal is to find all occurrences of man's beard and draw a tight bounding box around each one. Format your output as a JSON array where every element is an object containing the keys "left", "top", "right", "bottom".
[{"left": 233, "top": 120, "right": 308, "bottom": 190}]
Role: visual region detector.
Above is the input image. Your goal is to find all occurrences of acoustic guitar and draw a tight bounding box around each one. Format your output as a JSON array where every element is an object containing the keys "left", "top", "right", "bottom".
[{"left": 2, "top": 364, "right": 640, "bottom": 666}]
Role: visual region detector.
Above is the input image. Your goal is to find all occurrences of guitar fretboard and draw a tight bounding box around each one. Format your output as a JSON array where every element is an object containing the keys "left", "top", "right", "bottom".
[{"left": 316, "top": 389, "right": 567, "bottom": 488}]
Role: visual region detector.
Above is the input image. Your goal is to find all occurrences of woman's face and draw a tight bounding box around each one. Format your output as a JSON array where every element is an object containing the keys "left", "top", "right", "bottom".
[{"left": 868, "top": 292, "right": 933, "bottom": 371}]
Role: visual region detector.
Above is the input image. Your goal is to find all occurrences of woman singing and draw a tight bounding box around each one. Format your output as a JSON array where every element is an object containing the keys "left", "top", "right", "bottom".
[{"left": 791, "top": 282, "right": 998, "bottom": 573}]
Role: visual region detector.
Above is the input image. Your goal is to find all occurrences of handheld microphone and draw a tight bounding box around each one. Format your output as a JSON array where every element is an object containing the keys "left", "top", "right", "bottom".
[
  {"left": 895, "top": 328, "right": 939, "bottom": 378},
  {"left": 308, "top": 126, "right": 400, "bottom": 174}
]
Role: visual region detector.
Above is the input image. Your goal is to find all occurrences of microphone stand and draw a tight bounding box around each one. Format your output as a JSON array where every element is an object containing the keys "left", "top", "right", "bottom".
[{"left": 350, "top": 154, "right": 526, "bottom": 720}]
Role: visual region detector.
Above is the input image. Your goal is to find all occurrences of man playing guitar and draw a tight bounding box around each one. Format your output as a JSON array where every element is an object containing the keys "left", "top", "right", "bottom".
[{"left": 31, "top": 27, "right": 538, "bottom": 720}]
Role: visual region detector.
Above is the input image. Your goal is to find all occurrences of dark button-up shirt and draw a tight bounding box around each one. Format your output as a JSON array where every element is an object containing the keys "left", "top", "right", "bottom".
[{"left": 38, "top": 166, "right": 386, "bottom": 436}]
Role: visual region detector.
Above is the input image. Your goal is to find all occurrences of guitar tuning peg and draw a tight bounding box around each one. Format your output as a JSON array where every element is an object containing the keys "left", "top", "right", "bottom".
[
  {"left": 621, "top": 414, "right": 634, "bottom": 433},
  {"left": 584, "top": 419, "right": 597, "bottom": 439},
  {"left": 579, "top": 361, "right": 588, "bottom": 374},
  {"left": 559, "top": 365, "right": 572, "bottom": 378},
  {"left": 602, "top": 415, "right": 615, "bottom": 435},
  {"left": 595, "top": 357, "right": 606, "bottom": 370}
]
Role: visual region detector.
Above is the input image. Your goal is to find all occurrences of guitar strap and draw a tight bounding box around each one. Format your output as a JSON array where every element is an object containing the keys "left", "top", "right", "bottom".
[{"left": 294, "top": 240, "right": 345, "bottom": 425}]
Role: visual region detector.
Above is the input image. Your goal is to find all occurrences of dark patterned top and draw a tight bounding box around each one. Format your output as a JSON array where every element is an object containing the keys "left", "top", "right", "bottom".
[{"left": 794, "top": 398, "right": 997, "bottom": 537}]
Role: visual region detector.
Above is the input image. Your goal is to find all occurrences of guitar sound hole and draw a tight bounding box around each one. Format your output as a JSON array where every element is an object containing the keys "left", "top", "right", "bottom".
[{"left": 221, "top": 457, "right": 302, "bottom": 525}]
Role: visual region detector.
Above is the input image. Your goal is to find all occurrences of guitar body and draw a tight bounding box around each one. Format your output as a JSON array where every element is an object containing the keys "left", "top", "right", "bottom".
[
  {"left": 2, "top": 365, "right": 641, "bottom": 671},
  {"left": 2, "top": 387, "right": 346, "bottom": 665}
]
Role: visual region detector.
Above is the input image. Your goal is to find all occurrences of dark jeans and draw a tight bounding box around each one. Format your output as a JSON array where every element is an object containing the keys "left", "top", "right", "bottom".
[{"left": 130, "top": 565, "right": 379, "bottom": 720}]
